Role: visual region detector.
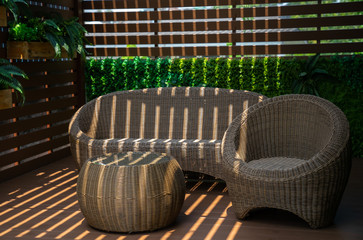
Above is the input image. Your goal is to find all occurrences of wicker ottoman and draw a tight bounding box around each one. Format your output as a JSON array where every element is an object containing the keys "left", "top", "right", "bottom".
[{"left": 77, "top": 151, "right": 186, "bottom": 232}]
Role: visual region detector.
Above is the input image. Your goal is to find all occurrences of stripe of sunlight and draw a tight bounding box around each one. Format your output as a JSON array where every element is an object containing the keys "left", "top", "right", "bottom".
[
  {"left": 94, "top": 235, "right": 108, "bottom": 240},
  {"left": 46, "top": 191, "right": 76, "bottom": 209},
  {"left": 207, "top": 182, "right": 218, "bottom": 192},
  {"left": 160, "top": 230, "right": 176, "bottom": 240},
  {"left": 0, "top": 208, "right": 31, "bottom": 226},
  {"left": 202, "top": 195, "right": 223, "bottom": 217},
  {"left": 138, "top": 236, "right": 149, "bottom": 240},
  {"left": 12, "top": 174, "right": 78, "bottom": 209},
  {"left": 197, "top": 107, "right": 203, "bottom": 139},
  {"left": 184, "top": 194, "right": 207, "bottom": 216},
  {"left": 110, "top": 95, "right": 117, "bottom": 139},
  {"left": 125, "top": 99, "right": 131, "bottom": 138},
  {"left": 35, "top": 210, "right": 81, "bottom": 238},
  {"left": 0, "top": 209, "right": 47, "bottom": 237},
  {"left": 154, "top": 105, "right": 160, "bottom": 139},
  {"left": 47, "top": 170, "right": 63, "bottom": 178},
  {"left": 0, "top": 170, "right": 74, "bottom": 209},
  {"left": 105, "top": 153, "right": 129, "bottom": 165},
  {"left": 15, "top": 209, "right": 66, "bottom": 238},
  {"left": 75, "top": 230, "right": 90, "bottom": 240},
  {"left": 181, "top": 216, "right": 206, "bottom": 240},
  {"left": 213, "top": 106, "right": 218, "bottom": 139},
  {"left": 185, "top": 193, "right": 191, "bottom": 201},
  {"left": 0, "top": 172, "right": 76, "bottom": 219},
  {"left": 183, "top": 193, "right": 226, "bottom": 239},
  {"left": 140, "top": 102, "right": 146, "bottom": 138},
  {"left": 168, "top": 107, "right": 174, "bottom": 139},
  {"left": 88, "top": 96, "right": 101, "bottom": 139},
  {"left": 15, "top": 198, "right": 80, "bottom": 238},
  {"left": 228, "top": 104, "right": 233, "bottom": 125},
  {"left": 204, "top": 198, "right": 232, "bottom": 240},
  {"left": 226, "top": 221, "right": 243, "bottom": 240},
  {"left": 55, "top": 218, "right": 84, "bottom": 239},
  {"left": 28, "top": 183, "right": 77, "bottom": 209},
  {"left": 183, "top": 107, "right": 188, "bottom": 139},
  {"left": 129, "top": 152, "right": 152, "bottom": 165},
  {"left": 189, "top": 181, "right": 203, "bottom": 192}
]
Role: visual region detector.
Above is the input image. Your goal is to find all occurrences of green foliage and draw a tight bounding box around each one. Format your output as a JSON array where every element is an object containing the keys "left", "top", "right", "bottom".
[
  {"left": 215, "top": 58, "right": 229, "bottom": 88},
  {"left": 0, "top": 58, "right": 28, "bottom": 104},
  {"left": 228, "top": 58, "right": 240, "bottom": 90},
  {"left": 292, "top": 54, "right": 334, "bottom": 96},
  {"left": 0, "top": 0, "right": 28, "bottom": 22},
  {"left": 239, "top": 58, "right": 253, "bottom": 91},
  {"left": 85, "top": 56, "right": 363, "bottom": 157},
  {"left": 9, "top": 16, "right": 89, "bottom": 58}
]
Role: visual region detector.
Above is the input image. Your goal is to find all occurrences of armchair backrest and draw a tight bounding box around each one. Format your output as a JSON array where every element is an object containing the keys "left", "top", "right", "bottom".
[{"left": 237, "top": 95, "right": 349, "bottom": 161}]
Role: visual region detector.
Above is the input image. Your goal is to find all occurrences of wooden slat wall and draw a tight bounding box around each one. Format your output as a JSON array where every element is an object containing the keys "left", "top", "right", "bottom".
[
  {"left": 83, "top": 0, "right": 363, "bottom": 57},
  {"left": 0, "top": 0, "right": 85, "bottom": 182}
]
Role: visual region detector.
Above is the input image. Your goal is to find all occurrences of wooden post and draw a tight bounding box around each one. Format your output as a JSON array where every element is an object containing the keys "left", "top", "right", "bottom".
[{"left": 74, "top": 0, "right": 86, "bottom": 107}]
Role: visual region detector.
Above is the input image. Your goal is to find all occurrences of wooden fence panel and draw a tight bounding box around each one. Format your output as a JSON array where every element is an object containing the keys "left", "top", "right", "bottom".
[
  {"left": 0, "top": 0, "right": 85, "bottom": 182},
  {"left": 83, "top": 0, "right": 363, "bottom": 57}
]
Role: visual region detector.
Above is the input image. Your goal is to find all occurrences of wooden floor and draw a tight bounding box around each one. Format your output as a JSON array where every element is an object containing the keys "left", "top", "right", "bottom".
[{"left": 1, "top": 157, "right": 362, "bottom": 240}]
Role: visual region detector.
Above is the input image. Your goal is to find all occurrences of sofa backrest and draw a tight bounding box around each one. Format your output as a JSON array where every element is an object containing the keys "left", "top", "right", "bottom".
[{"left": 79, "top": 87, "right": 266, "bottom": 140}]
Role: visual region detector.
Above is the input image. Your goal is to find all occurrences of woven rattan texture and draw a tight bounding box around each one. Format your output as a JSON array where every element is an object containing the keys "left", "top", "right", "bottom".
[
  {"left": 221, "top": 94, "right": 352, "bottom": 228},
  {"left": 69, "top": 87, "right": 266, "bottom": 179},
  {"left": 77, "top": 151, "right": 185, "bottom": 232}
]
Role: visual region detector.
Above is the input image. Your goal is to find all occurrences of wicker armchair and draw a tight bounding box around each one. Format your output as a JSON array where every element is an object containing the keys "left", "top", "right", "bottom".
[
  {"left": 69, "top": 87, "right": 266, "bottom": 179},
  {"left": 221, "top": 94, "right": 351, "bottom": 228}
]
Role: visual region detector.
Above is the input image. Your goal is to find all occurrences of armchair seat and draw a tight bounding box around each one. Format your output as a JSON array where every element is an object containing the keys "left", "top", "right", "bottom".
[{"left": 247, "top": 157, "right": 306, "bottom": 171}]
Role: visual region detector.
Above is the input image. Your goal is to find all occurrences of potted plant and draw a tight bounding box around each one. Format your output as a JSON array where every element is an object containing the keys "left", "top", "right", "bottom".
[
  {"left": 0, "top": 58, "right": 28, "bottom": 109},
  {"left": 7, "top": 15, "right": 89, "bottom": 59},
  {"left": 0, "top": 0, "right": 28, "bottom": 26}
]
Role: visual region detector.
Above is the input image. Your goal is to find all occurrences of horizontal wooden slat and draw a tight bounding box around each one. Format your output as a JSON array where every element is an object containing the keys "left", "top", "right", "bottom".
[
  {"left": 237, "top": 15, "right": 363, "bottom": 30},
  {"left": 0, "top": 135, "right": 69, "bottom": 167},
  {"left": 85, "top": 15, "right": 363, "bottom": 34},
  {"left": 83, "top": 0, "right": 316, "bottom": 9},
  {"left": 0, "top": 97, "right": 77, "bottom": 121},
  {"left": 35, "top": 0, "right": 75, "bottom": 8},
  {"left": 85, "top": 21, "right": 234, "bottom": 33},
  {"left": 84, "top": 3, "right": 363, "bottom": 22},
  {"left": 0, "top": 123, "right": 69, "bottom": 152},
  {"left": 87, "top": 29, "right": 363, "bottom": 45},
  {"left": 25, "top": 85, "right": 77, "bottom": 101},
  {"left": 1, "top": 109, "right": 75, "bottom": 136},
  {"left": 0, "top": 147, "right": 71, "bottom": 182},
  {"left": 90, "top": 42, "right": 363, "bottom": 57},
  {"left": 20, "top": 73, "right": 77, "bottom": 87},
  {"left": 13, "top": 60, "right": 76, "bottom": 73},
  {"left": 236, "top": 2, "right": 363, "bottom": 18}
]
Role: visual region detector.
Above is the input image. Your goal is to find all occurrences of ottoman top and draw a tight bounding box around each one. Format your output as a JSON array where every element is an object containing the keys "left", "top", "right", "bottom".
[{"left": 89, "top": 151, "right": 172, "bottom": 167}]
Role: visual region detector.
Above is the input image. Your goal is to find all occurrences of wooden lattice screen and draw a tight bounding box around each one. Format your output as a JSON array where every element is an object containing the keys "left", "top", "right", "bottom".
[
  {"left": 0, "top": 0, "right": 85, "bottom": 182},
  {"left": 83, "top": 0, "right": 363, "bottom": 58}
]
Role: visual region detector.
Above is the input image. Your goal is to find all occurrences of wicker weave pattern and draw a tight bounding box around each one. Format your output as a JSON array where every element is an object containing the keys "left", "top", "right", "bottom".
[
  {"left": 221, "top": 94, "right": 352, "bottom": 228},
  {"left": 69, "top": 87, "right": 266, "bottom": 179},
  {"left": 77, "top": 152, "right": 186, "bottom": 232}
]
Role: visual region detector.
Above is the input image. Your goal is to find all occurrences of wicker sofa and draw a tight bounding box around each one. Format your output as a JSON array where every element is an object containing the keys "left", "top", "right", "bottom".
[
  {"left": 69, "top": 87, "right": 266, "bottom": 179},
  {"left": 221, "top": 94, "right": 352, "bottom": 228}
]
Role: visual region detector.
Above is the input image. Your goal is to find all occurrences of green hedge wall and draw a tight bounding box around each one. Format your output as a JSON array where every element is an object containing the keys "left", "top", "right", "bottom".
[{"left": 85, "top": 56, "right": 363, "bottom": 157}]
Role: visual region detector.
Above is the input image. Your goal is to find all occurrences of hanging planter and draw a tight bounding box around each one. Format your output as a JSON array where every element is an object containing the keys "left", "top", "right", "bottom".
[
  {"left": 8, "top": 16, "right": 89, "bottom": 60},
  {"left": 7, "top": 41, "right": 71, "bottom": 59}
]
